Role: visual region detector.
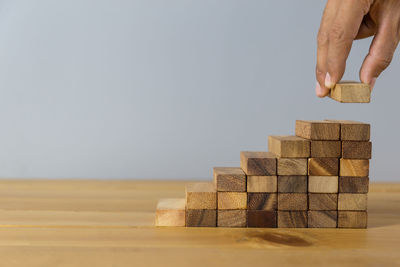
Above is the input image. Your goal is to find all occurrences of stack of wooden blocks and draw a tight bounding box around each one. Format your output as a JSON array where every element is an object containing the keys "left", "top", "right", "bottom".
[{"left": 155, "top": 120, "right": 370, "bottom": 228}]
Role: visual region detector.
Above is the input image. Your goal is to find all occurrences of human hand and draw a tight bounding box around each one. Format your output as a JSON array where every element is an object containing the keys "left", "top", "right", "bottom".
[{"left": 316, "top": 0, "right": 400, "bottom": 97}]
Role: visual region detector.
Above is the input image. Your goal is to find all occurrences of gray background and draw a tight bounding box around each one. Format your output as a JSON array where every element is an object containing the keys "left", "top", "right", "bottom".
[{"left": 0, "top": 0, "right": 398, "bottom": 181}]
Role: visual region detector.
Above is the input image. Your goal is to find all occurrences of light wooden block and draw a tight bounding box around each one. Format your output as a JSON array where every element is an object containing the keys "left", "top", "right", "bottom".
[
  {"left": 247, "top": 193, "right": 277, "bottom": 210},
  {"left": 277, "top": 158, "right": 307, "bottom": 175},
  {"left": 277, "top": 193, "right": 307, "bottom": 211},
  {"left": 339, "top": 177, "right": 369, "bottom": 193},
  {"left": 277, "top": 211, "right": 307, "bottom": 228},
  {"left": 217, "top": 192, "right": 247, "bottom": 210},
  {"left": 338, "top": 193, "right": 368, "bottom": 210},
  {"left": 240, "top": 151, "right": 277, "bottom": 175},
  {"left": 155, "top": 198, "right": 186, "bottom": 227},
  {"left": 326, "top": 120, "right": 370, "bottom": 141},
  {"left": 340, "top": 159, "right": 369, "bottom": 177},
  {"left": 295, "top": 120, "right": 340, "bottom": 140},
  {"left": 247, "top": 176, "right": 277, "bottom": 192},
  {"left": 308, "top": 193, "right": 338, "bottom": 210},
  {"left": 268, "top": 135, "right": 310, "bottom": 158},
  {"left": 308, "top": 176, "right": 339, "bottom": 193},
  {"left": 185, "top": 182, "right": 216, "bottom": 210},
  {"left": 342, "top": 141, "right": 372, "bottom": 159},
  {"left": 308, "top": 211, "right": 337, "bottom": 228},
  {"left": 247, "top": 210, "right": 277, "bottom": 228},
  {"left": 338, "top": 211, "right": 368, "bottom": 228},
  {"left": 308, "top": 158, "right": 339, "bottom": 176},
  {"left": 329, "top": 81, "right": 370, "bottom": 103},
  {"left": 311, "top": 141, "right": 341, "bottom": 158},
  {"left": 186, "top": 209, "right": 216, "bottom": 227},
  {"left": 277, "top": 175, "right": 307, "bottom": 193},
  {"left": 213, "top": 167, "right": 246, "bottom": 192},
  {"left": 217, "top": 210, "right": 247, "bottom": 227}
]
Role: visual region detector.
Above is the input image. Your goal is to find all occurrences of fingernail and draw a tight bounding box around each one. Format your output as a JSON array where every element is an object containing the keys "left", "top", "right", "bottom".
[
  {"left": 325, "top": 72, "right": 335, "bottom": 88},
  {"left": 369, "top": 77, "right": 377, "bottom": 91}
]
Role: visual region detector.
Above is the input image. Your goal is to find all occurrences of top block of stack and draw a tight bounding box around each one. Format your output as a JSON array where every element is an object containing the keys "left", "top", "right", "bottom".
[
  {"left": 296, "top": 120, "right": 340, "bottom": 140},
  {"left": 268, "top": 136, "right": 310, "bottom": 158},
  {"left": 240, "top": 151, "right": 277, "bottom": 175}
]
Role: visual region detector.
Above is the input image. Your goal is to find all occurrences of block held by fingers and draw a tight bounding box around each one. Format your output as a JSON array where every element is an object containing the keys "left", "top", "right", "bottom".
[{"left": 329, "top": 81, "right": 371, "bottom": 103}]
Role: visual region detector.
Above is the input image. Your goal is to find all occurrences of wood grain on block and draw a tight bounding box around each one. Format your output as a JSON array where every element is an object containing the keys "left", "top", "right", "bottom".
[
  {"left": 217, "top": 192, "right": 247, "bottom": 210},
  {"left": 268, "top": 136, "right": 310, "bottom": 158},
  {"left": 217, "top": 210, "right": 247, "bottom": 227},
  {"left": 247, "top": 210, "right": 277, "bottom": 228},
  {"left": 240, "top": 151, "right": 277, "bottom": 176},
  {"left": 213, "top": 167, "right": 246, "bottom": 192},
  {"left": 308, "top": 176, "right": 339, "bottom": 193},
  {"left": 340, "top": 159, "right": 369, "bottom": 177},
  {"left": 329, "top": 81, "right": 370, "bottom": 103},
  {"left": 277, "top": 193, "right": 307, "bottom": 211},
  {"left": 186, "top": 182, "right": 216, "bottom": 210},
  {"left": 277, "top": 211, "right": 307, "bottom": 228},
  {"left": 327, "top": 120, "right": 370, "bottom": 141},
  {"left": 247, "top": 176, "right": 277, "bottom": 192},
  {"left": 338, "top": 211, "right": 368, "bottom": 228},
  {"left": 311, "top": 141, "right": 341, "bottom": 158},
  {"left": 308, "top": 211, "right": 337, "bottom": 228},
  {"left": 342, "top": 141, "right": 372, "bottom": 159},
  {"left": 247, "top": 193, "right": 277, "bottom": 210},
  {"left": 295, "top": 120, "right": 340, "bottom": 140},
  {"left": 186, "top": 209, "right": 216, "bottom": 227},
  {"left": 308, "top": 158, "right": 339, "bottom": 176},
  {"left": 155, "top": 198, "right": 186, "bottom": 227},
  {"left": 339, "top": 177, "right": 369, "bottom": 193},
  {"left": 277, "top": 158, "right": 307, "bottom": 175},
  {"left": 338, "top": 193, "right": 368, "bottom": 210},
  {"left": 308, "top": 193, "right": 338, "bottom": 210},
  {"left": 277, "top": 175, "right": 307, "bottom": 193}
]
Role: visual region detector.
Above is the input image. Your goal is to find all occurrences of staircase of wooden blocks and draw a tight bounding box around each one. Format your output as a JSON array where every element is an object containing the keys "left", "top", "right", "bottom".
[{"left": 155, "top": 120, "right": 370, "bottom": 228}]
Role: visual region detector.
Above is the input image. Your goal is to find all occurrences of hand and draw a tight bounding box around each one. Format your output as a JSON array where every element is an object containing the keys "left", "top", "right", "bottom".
[{"left": 315, "top": 0, "right": 400, "bottom": 97}]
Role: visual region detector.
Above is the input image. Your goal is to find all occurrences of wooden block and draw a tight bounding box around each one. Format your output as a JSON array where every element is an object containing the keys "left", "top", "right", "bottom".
[
  {"left": 213, "top": 167, "right": 246, "bottom": 192},
  {"left": 268, "top": 136, "right": 310, "bottom": 158},
  {"left": 339, "top": 177, "right": 369, "bottom": 193},
  {"left": 326, "top": 120, "right": 370, "bottom": 141},
  {"left": 277, "top": 175, "right": 307, "bottom": 193},
  {"left": 340, "top": 159, "right": 369, "bottom": 177},
  {"left": 186, "top": 209, "right": 216, "bottom": 227},
  {"left": 308, "top": 211, "right": 337, "bottom": 228},
  {"left": 277, "top": 193, "right": 307, "bottom": 211},
  {"left": 240, "top": 151, "right": 277, "bottom": 175},
  {"left": 247, "top": 193, "right": 277, "bottom": 210},
  {"left": 311, "top": 141, "right": 341, "bottom": 157},
  {"left": 247, "top": 176, "right": 277, "bottom": 192},
  {"left": 277, "top": 211, "right": 307, "bottom": 228},
  {"left": 338, "top": 193, "right": 368, "bottom": 210},
  {"left": 342, "top": 141, "right": 372, "bottom": 159},
  {"left": 185, "top": 182, "right": 216, "bottom": 210},
  {"left": 308, "top": 176, "right": 338, "bottom": 193},
  {"left": 308, "top": 193, "right": 338, "bottom": 210},
  {"left": 308, "top": 158, "right": 339, "bottom": 176},
  {"left": 295, "top": 120, "right": 340, "bottom": 140},
  {"left": 247, "top": 210, "right": 277, "bottom": 228},
  {"left": 329, "top": 81, "right": 370, "bottom": 103},
  {"left": 277, "top": 158, "right": 307, "bottom": 175},
  {"left": 338, "top": 211, "right": 368, "bottom": 228},
  {"left": 155, "top": 198, "right": 186, "bottom": 227},
  {"left": 217, "top": 192, "right": 247, "bottom": 210},
  {"left": 217, "top": 210, "right": 247, "bottom": 227}
]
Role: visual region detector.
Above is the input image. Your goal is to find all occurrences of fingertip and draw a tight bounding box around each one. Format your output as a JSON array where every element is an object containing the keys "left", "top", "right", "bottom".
[{"left": 315, "top": 81, "right": 330, "bottom": 97}]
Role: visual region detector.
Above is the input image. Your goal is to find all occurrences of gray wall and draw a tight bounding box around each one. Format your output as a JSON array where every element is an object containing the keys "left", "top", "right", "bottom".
[{"left": 0, "top": 0, "right": 398, "bottom": 181}]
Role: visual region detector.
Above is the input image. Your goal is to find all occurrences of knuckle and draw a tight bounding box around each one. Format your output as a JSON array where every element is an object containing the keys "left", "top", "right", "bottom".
[
  {"left": 357, "top": 0, "right": 373, "bottom": 15},
  {"left": 329, "top": 23, "right": 347, "bottom": 43},
  {"left": 372, "top": 55, "right": 392, "bottom": 70}
]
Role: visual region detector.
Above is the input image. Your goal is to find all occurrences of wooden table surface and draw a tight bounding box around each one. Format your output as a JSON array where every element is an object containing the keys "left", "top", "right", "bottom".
[{"left": 0, "top": 179, "right": 399, "bottom": 267}]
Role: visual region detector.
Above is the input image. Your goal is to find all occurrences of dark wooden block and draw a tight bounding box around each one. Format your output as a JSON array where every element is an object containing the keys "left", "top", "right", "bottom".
[
  {"left": 277, "top": 158, "right": 307, "bottom": 175},
  {"left": 339, "top": 177, "right": 369, "bottom": 193},
  {"left": 311, "top": 141, "right": 341, "bottom": 158},
  {"left": 295, "top": 120, "right": 340, "bottom": 140},
  {"left": 340, "top": 159, "right": 369, "bottom": 177},
  {"left": 240, "top": 151, "right": 277, "bottom": 175},
  {"left": 338, "top": 211, "right": 368, "bottom": 228},
  {"left": 247, "top": 193, "right": 277, "bottom": 210},
  {"left": 342, "top": 141, "right": 372, "bottom": 159},
  {"left": 277, "top": 175, "right": 307, "bottom": 193},
  {"left": 327, "top": 120, "right": 370, "bottom": 141},
  {"left": 217, "top": 210, "right": 247, "bottom": 227},
  {"left": 308, "top": 193, "right": 338, "bottom": 210},
  {"left": 268, "top": 135, "right": 310, "bottom": 158},
  {"left": 247, "top": 210, "right": 277, "bottom": 228},
  {"left": 308, "top": 211, "right": 337, "bottom": 228},
  {"left": 277, "top": 211, "right": 307, "bottom": 228},
  {"left": 308, "top": 158, "right": 339, "bottom": 176},
  {"left": 213, "top": 167, "right": 246, "bottom": 192},
  {"left": 186, "top": 209, "right": 216, "bottom": 227},
  {"left": 277, "top": 193, "right": 307, "bottom": 210},
  {"left": 338, "top": 193, "right": 368, "bottom": 210}
]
